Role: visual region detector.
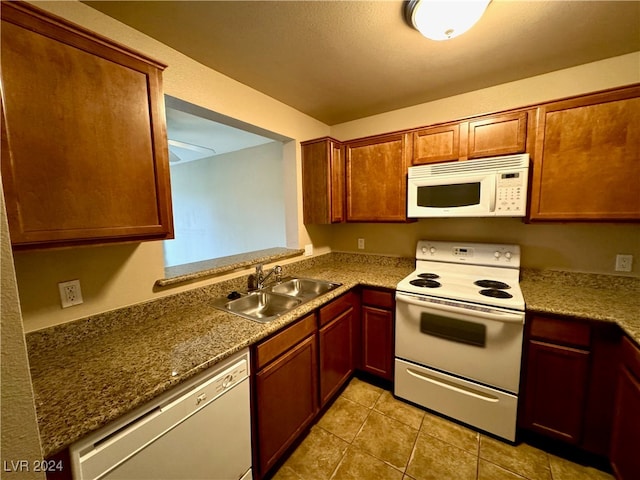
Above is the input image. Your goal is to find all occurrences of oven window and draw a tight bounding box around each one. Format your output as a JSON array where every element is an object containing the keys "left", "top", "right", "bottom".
[
  {"left": 417, "top": 183, "right": 480, "bottom": 208},
  {"left": 420, "top": 312, "right": 486, "bottom": 347}
]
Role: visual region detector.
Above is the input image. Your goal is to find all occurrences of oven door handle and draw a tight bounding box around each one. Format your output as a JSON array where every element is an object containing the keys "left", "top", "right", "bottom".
[
  {"left": 406, "top": 367, "right": 499, "bottom": 403},
  {"left": 396, "top": 293, "right": 523, "bottom": 324}
]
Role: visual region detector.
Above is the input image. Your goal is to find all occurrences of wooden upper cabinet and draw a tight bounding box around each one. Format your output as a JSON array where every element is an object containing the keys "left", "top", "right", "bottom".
[
  {"left": 413, "top": 124, "right": 460, "bottom": 165},
  {"left": 467, "top": 111, "right": 528, "bottom": 159},
  {"left": 301, "top": 137, "right": 344, "bottom": 224},
  {"left": 0, "top": 2, "right": 174, "bottom": 249},
  {"left": 529, "top": 85, "right": 640, "bottom": 221},
  {"left": 412, "top": 112, "right": 528, "bottom": 165},
  {"left": 345, "top": 132, "right": 412, "bottom": 222}
]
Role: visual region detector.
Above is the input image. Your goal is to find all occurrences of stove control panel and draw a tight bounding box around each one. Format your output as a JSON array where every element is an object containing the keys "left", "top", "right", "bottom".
[
  {"left": 453, "top": 247, "right": 474, "bottom": 258},
  {"left": 416, "top": 241, "right": 520, "bottom": 268}
]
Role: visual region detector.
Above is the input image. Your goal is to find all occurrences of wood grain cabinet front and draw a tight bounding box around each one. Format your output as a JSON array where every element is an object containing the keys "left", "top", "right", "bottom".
[
  {"left": 610, "top": 336, "right": 640, "bottom": 480},
  {"left": 301, "top": 137, "right": 345, "bottom": 224},
  {"left": 529, "top": 84, "right": 640, "bottom": 221},
  {"left": 253, "top": 314, "right": 318, "bottom": 478},
  {"left": 360, "top": 288, "right": 394, "bottom": 381},
  {"left": 0, "top": 2, "right": 173, "bottom": 248},
  {"left": 318, "top": 292, "right": 358, "bottom": 408},
  {"left": 412, "top": 123, "right": 461, "bottom": 165},
  {"left": 467, "top": 111, "right": 528, "bottom": 159},
  {"left": 522, "top": 315, "right": 592, "bottom": 444},
  {"left": 521, "top": 315, "right": 621, "bottom": 456},
  {"left": 412, "top": 111, "right": 529, "bottom": 165},
  {"left": 345, "top": 132, "right": 412, "bottom": 222}
]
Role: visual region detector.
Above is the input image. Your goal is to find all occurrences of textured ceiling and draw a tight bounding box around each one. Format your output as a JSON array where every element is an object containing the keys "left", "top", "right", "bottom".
[{"left": 84, "top": 0, "right": 640, "bottom": 125}]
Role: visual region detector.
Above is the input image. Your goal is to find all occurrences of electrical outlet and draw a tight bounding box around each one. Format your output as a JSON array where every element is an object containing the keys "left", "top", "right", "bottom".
[
  {"left": 357, "top": 238, "right": 365, "bottom": 250},
  {"left": 304, "top": 243, "right": 313, "bottom": 256},
  {"left": 615, "top": 254, "right": 633, "bottom": 272},
  {"left": 58, "top": 279, "right": 83, "bottom": 308}
]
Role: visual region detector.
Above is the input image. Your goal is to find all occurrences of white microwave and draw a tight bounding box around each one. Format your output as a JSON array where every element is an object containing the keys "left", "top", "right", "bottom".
[{"left": 407, "top": 154, "right": 530, "bottom": 218}]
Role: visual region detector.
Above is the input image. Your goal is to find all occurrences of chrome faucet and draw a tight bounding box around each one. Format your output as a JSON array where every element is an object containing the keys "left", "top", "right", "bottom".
[{"left": 252, "top": 264, "right": 283, "bottom": 290}]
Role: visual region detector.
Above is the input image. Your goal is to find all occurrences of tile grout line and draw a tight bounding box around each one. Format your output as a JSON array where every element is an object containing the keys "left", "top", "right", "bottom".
[
  {"left": 323, "top": 387, "right": 382, "bottom": 480},
  {"left": 404, "top": 413, "right": 427, "bottom": 479}
]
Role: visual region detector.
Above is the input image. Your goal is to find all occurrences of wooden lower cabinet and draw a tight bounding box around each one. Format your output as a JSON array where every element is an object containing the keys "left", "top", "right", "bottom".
[
  {"left": 610, "top": 337, "right": 640, "bottom": 480},
  {"left": 522, "top": 339, "right": 590, "bottom": 443},
  {"left": 253, "top": 315, "right": 318, "bottom": 478},
  {"left": 360, "top": 288, "right": 394, "bottom": 381},
  {"left": 318, "top": 293, "right": 357, "bottom": 408},
  {"left": 521, "top": 315, "right": 622, "bottom": 459}
]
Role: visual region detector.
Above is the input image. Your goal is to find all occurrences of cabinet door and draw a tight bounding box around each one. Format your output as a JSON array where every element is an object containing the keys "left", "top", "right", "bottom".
[
  {"left": 319, "top": 307, "right": 354, "bottom": 407},
  {"left": 412, "top": 124, "right": 460, "bottom": 165},
  {"left": 522, "top": 340, "right": 590, "bottom": 444},
  {"left": 610, "top": 338, "right": 640, "bottom": 480},
  {"left": 529, "top": 85, "right": 640, "bottom": 221},
  {"left": 0, "top": 3, "right": 173, "bottom": 248},
  {"left": 255, "top": 334, "right": 318, "bottom": 476},
  {"left": 301, "top": 137, "right": 344, "bottom": 224},
  {"left": 467, "top": 112, "right": 528, "bottom": 159},
  {"left": 345, "top": 133, "right": 411, "bottom": 222},
  {"left": 361, "top": 305, "right": 394, "bottom": 380}
]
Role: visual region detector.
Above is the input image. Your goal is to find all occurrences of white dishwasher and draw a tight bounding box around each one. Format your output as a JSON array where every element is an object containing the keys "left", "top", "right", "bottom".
[{"left": 70, "top": 349, "right": 252, "bottom": 480}]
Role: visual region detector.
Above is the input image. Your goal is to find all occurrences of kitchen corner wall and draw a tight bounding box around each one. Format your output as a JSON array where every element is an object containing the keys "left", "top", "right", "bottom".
[
  {"left": 1, "top": 184, "right": 45, "bottom": 478},
  {"left": 328, "top": 219, "right": 640, "bottom": 276},
  {"left": 323, "top": 52, "right": 640, "bottom": 278}
]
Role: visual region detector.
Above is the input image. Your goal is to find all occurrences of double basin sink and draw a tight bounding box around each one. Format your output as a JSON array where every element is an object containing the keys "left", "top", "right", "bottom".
[{"left": 214, "top": 277, "right": 342, "bottom": 323}]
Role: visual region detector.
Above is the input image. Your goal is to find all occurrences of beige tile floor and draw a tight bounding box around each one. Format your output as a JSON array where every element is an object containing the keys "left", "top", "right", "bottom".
[{"left": 273, "top": 378, "right": 615, "bottom": 480}]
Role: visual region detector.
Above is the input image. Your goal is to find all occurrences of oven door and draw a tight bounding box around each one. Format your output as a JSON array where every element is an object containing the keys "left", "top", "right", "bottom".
[
  {"left": 407, "top": 172, "right": 496, "bottom": 218},
  {"left": 395, "top": 291, "right": 524, "bottom": 393}
]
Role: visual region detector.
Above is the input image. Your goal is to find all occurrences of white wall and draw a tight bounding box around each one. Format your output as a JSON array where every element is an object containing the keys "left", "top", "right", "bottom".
[
  {"left": 1, "top": 183, "right": 45, "bottom": 478},
  {"left": 165, "top": 142, "right": 286, "bottom": 266}
]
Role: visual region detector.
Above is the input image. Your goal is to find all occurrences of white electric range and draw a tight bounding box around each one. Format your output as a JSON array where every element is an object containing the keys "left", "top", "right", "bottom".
[{"left": 394, "top": 240, "right": 525, "bottom": 442}]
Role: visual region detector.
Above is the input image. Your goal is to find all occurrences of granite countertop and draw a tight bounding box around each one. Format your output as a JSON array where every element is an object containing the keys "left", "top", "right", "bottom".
[
  {"left": 520, "top": 269, "right": 640, "bottom": 342},
  {"left": 26, "top": 253, "right": 413, "bottom": 458},
  {"left": 26, "top": 253, "right": 639, "bottom": 458}
]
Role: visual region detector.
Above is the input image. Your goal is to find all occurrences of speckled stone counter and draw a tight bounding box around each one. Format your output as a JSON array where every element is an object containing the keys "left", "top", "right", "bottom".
[
  {"left": 26, "top": 253, "right": 413, "bottom": 458},
  {"left": 26, "top": 255, "right": 638, "bottom": 458},
  {"left": 520, "top": 269, "right": 640, "bottom": 343}
]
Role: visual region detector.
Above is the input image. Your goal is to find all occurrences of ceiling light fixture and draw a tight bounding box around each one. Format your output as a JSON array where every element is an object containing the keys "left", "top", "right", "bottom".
[
  {"left": 406, "top": 0, "right": 491, "bottom": 41},
  {"left": 167, "top": 139, "right": 216, "bottom": 163}
]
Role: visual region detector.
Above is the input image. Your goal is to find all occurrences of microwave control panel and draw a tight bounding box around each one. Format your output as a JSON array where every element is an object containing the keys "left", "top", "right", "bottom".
[{"left": 496, "top": 171, "right": 527, "bottom": 214}]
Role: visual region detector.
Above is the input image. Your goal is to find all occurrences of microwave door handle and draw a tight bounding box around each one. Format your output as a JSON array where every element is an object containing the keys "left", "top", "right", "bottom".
[
  {"left": 396, "top": 293, "right": 523, "bottom": 324},
  {"left": 488, "top": 175, "right": 497, "bottom": 212}
]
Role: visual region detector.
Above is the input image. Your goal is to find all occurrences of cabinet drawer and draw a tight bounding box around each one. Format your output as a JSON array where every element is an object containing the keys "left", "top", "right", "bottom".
[
  {"left": 255, "top": 314, "right": 316, "bottom": 370},
  {"left": 361, "top": 288, "right": 394, "bottom": 309},
  {"left": 529, "top": 316, "right": 591, "bottom": 348},
  {"left": 319, "top": 292, "right": 355, "bottom": 327}
]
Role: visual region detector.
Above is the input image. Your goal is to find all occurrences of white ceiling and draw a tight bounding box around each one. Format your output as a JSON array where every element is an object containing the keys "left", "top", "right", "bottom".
[
  {"left": 165, "top": 106, "right": 275, "bottom": 163},
  {"left": 83, "top": 0, "right": 639, "bottom": 126}
]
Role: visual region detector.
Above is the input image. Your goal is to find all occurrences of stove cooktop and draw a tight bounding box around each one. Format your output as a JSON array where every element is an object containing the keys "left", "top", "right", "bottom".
[{"left": 396, "top": 241, "right": 525, "bottom": 311}]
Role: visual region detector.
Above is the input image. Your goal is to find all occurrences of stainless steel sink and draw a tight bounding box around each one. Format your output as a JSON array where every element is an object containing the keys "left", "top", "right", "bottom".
[
  {"left": 269, "top": 277, "right": 341, "bottom": 300},
  {"left": 219, "top": 291, "right": 302, "bottom": 323},
  {"left": 213, "top": 276, "right": 342, "bottom": 323}
]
